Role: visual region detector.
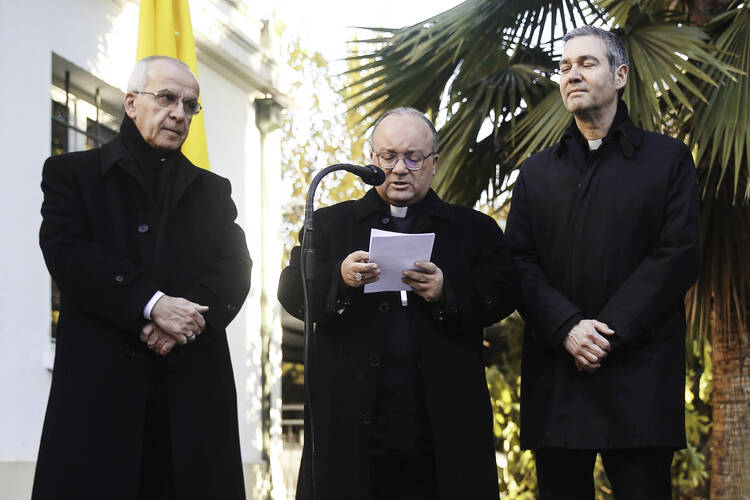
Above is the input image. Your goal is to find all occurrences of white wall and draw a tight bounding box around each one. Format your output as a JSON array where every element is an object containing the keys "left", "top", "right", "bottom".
[
  {"left": 0, "top": 1, "right": 282, "bottom": 495},
  {"left": 199, "top": 61, "right": 266, "bottom": 464}
]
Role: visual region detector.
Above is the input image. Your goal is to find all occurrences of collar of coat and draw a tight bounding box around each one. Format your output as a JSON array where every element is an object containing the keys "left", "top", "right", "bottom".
[
  {"left": 354, "top": 188, "right": 455, "bottom": 224},
  {"left": 98, "top": 116, "right": 202, "bottom": 208},
  {"left": 554, "top": 100, "right": 645, "bottom": 159}
]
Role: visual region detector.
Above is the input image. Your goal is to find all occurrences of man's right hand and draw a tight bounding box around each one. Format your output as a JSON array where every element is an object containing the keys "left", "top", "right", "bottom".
[
  {"left": 140, "top": 322, "right": 176, "bottom": 356},
  {"left": 563, "top": 319, "right": 614, "bottom": 374},
  {"left": 151, "top": 295, "right": 208, "bottom": 343},
  {"left": 341, "top": 251, "right": 381, "bottom": 287}
]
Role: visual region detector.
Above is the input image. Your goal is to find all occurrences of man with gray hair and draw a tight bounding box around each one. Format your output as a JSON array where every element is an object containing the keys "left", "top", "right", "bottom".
[
  {"left": 506, "top": 26, "right": 700, "bottom": 498},
  {"left": 32, "top": 56, "right": 251, "bottom": 500},
  {"left": 279, "top": 107, "right": 518, "bottom": 499}
]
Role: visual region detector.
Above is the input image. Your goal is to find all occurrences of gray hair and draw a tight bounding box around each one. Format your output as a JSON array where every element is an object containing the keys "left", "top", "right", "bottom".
[
  {"left": 126, "top": 55, "right": 199, "bottom": 93},
  {"left": 370, "top": 107, "right": 439, "bottom": 153},
  {"left": 562, "top": 26, "right": 629, "bottom": 73}
]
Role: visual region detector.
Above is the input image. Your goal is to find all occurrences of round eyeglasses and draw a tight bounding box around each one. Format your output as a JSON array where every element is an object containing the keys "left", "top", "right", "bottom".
[
  {"left": 134, "top": 90, "right": 202, "bottom": 116},
  {"left": 372, "top": 150, "right": 436, "bottom": 171}
]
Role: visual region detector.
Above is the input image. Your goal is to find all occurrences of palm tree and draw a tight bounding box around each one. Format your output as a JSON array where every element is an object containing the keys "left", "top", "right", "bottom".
[{"left": 347, "top": 1, "right": 749, "bottom": 497}]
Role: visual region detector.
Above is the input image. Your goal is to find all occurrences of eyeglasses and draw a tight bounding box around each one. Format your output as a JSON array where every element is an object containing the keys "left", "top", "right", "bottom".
[
  {"left": 372, "top": 150, "right": 436, "bottom": 171},
  {"left": 134, "top": 90, "right": 202, "bottom": 115}
]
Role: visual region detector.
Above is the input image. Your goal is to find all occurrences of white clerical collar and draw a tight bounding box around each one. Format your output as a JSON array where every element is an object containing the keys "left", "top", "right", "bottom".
[
  {"left": 390, "top": 205, "right": 408, "bottom": 218},
  {"left": 588, "top": 138, "right": 603, "bottom": 151}
]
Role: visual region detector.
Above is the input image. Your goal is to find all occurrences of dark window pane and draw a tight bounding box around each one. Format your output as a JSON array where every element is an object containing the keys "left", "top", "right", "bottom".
[
  {"left": 51, "top": 100, "right": 68, "bottom": 156},
  {"left": 86, "top": 117, "right": 117, "bottom": 149}
]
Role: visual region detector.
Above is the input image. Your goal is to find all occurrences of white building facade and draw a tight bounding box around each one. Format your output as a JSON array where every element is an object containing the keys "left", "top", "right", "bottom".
[{"left": 0, "top": 0, "right": 289, "bottom": 498}]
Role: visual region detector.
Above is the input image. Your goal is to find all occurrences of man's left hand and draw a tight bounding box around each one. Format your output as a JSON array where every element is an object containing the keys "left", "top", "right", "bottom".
[{"left": 402, "top": 261, "right": 443, "bottom": 302}]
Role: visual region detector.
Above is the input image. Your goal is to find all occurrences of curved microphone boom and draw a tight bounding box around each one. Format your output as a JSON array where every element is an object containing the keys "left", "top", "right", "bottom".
[
  {"left": 304, "top": 164, "right": 384, "bottom": 219},
  {"left": 299, "top": 162, "right": 384, "bottom": 500}
]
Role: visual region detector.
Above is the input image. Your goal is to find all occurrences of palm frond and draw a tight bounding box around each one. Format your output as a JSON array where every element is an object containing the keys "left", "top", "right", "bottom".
[
  {"left": 619, "top": 13, "right": 737, "bottom": 130},
  {"left": 682, "top": 6, "right": 750, "bottom": 202},
  {"left": 506, "top": 89, "right": 571, "bottom": 165},
  {"left": 434, "top": 61, "right": 556, "bottom": 204}
]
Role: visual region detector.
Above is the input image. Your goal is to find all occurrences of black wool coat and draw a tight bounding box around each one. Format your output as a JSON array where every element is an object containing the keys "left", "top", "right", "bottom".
[
  {"left": 505, "top": 102, "right": 700, "bottom": 450},
  {"left": 278, "top": 189, "right": 519, "bottom": 500},
  {"left": 32, "top": 133, "right": 252, "bottom": 500}
]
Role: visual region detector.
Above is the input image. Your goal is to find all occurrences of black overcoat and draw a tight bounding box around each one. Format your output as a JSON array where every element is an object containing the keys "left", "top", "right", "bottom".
[
  {"left": 32, "top": 135, "right": 252, "bottom": 500},
  {"left": 278, "top": 189, "right": 518, "bottom": 500},
  {"left": 505, "top": 103, "right": 700, "bottom": 450}
]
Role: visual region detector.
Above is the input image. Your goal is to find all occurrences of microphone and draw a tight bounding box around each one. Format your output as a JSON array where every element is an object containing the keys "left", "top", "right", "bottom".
[{"left": 341, "top": 163, "right": 385, "bottom": 186}]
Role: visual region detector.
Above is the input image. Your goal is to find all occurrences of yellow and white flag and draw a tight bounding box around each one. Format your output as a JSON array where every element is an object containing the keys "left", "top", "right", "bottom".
[{"left": 137, "top": 0, "right": 209, "bottom": 169}]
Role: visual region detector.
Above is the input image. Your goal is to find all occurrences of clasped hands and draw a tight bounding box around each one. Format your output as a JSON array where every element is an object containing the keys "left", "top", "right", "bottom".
[
  {"left": 564, "top": 319, "right": 615, "bottom": 374},
  {"left": 139, "top": 295, "right": 209, "bottom": 356},
  {"left": 340, "top": 250, "right": 443, "bottom": 302}
]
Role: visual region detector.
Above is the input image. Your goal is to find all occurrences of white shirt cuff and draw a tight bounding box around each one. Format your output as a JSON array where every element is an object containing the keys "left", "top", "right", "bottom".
[{"left": 144, "top": 291, "right": 165, "bottom": 320}]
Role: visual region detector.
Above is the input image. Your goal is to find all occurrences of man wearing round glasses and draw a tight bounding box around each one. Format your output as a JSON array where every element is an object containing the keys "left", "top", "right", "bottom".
[
  {"left": 33, "top": 56, "right": 251, "bottom": 500},
  {"left": 279, "top": 107, "right": 518, "bottom": 500}
]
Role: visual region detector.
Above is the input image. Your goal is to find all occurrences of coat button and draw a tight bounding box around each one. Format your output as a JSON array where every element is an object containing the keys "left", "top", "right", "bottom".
[
  {"left": 125, "top": 347, "right": 135, "bottom": 358},
  {"left": 114, "top": 274, "right": 125, "bottom": 283},
  {"left": 449, "top": 306, "right": 458, "bottom": 315},
  {"left": 361, "top": 413, "right": 374, "bottom": 425},
  {"left": 226, "top": 303, "right": 236, "bottom": 313},
  {"left": 368, "top": 355, "right": 381, "bottom": 368},
  {"left": 381, "top": 217, "right": 390, "bottom": 225},
  {"left": 483, "top": 295, "right": 494, "bottom": 306},
  {"left": 378, "top": 301, "right": 390, "bottom": 312},
  {"left": 137, "top": 224, "right": 149, "bottom": 233}
]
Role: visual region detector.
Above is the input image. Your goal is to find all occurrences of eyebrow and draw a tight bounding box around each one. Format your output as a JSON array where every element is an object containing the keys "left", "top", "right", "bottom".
[
  {"left": 379, "top": 147, "right": 424, "bottom": 154},
  {"left": 559, "top": 55, "right": 601, "bottom": 66},
  {"left": 156, "top": 88, "right": 198, "bottom": 98}
]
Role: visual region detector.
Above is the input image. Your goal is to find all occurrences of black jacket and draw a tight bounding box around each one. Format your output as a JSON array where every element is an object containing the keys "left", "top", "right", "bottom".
[
  {"left": 33, "top": 125, "right": 251, "bottom": 500},
  {"left": 278, "top": 189, "right": 518, "bottom": 500},
  {"left": 505, "top": 102, "right": 700, "bottom": 450}
]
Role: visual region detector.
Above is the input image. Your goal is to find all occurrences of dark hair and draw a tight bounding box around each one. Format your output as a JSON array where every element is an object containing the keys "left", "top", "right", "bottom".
[{"left": 370, "top": 107, "right": 438, "bottom": 153}]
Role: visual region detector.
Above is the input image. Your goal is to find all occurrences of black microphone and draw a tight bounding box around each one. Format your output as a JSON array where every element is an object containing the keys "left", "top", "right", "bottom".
[{"left": 342, "top": 163, "right": 385, "bottom": 186}]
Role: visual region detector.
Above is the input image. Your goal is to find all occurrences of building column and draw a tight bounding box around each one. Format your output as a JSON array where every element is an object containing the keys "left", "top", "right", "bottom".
[{"left": 255, "top": 97, "right": 285, "bottom": 499}]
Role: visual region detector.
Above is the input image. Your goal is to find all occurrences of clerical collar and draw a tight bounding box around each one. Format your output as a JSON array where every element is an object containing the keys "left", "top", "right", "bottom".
[
  {"left": 390, "top": 205, "right": 408, "bottom": 218},
  {"left": 588, "top": 139, "right": 603, "bottom": 151}
]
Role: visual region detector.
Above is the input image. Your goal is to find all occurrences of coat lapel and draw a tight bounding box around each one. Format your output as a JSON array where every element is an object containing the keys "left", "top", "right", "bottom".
[
  {"left": 100, "top": 138, "right": 151, "bottom": 197},
  {"left": 166, "top": 156, "right": 201, "bottom": 218},
  {"left": 412, "top": 190, "right": 455, "bottom": 234}
]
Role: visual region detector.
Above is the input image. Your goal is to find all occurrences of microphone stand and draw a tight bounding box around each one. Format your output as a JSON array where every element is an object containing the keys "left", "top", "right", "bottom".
[{"left": 300, "top": 163, "right": 383, "bottom": 500}]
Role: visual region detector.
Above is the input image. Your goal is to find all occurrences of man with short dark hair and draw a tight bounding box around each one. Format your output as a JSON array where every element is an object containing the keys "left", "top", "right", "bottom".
[
  {"left": 278, "top": 107, "right": 518, "bottom": 500},
  {"left": 505, "top": 26, "right": 700, "bottom": 499},
  {"left": 32, "top": 56, "right": 251, "bottom": 500}
]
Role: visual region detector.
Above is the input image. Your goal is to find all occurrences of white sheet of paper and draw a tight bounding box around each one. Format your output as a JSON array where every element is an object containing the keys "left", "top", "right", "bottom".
[{"left": 364, "top": 228, "right": 435, "bottom": 293}]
